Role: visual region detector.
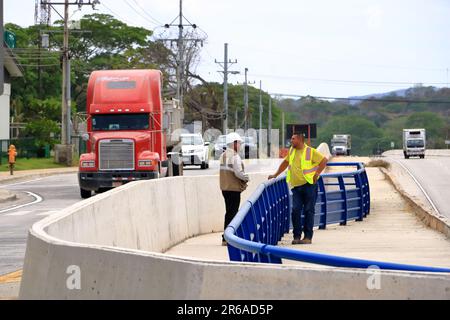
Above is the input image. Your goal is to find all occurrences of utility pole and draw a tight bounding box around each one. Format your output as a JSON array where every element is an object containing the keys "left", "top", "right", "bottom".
[
  {"left": 243, "top": 68, "right": 256, "bottom": 132},
  {"left": 259, "top": 80, "right": 263, "bottom": 130},
  {"left": 62, "top": 0, "right": 69, "bottom": 147},
  {"left": 157, "top": 0, "right": 206, "bottom": 109},
  {"left": 46, "top": 0, "right": 99, "bottom": 165},
  {"left": 259, "top": 80, "right": 263, "bottom": 158},
  {"left": 268, "top": 97, "right": 272, "bottom": 158},
  {"left": 281, "top": 111, "right": 285, "bottom": 148},
  {"left": 215, "top": 43, "right": 238, "bottom": 134},
  {"left": 177, "top": 0, "right": 184, "bottom": 109},
  {"left": 244, "top": 68, "right": 249, "bottom": 132},
  {"left": 35, "top": 0, "right": 51, "bottom": 99}
]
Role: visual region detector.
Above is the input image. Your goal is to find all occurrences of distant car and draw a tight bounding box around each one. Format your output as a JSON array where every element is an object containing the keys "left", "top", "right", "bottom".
[
  {"left": 240, "top": 136, "right": 258, "bottom": 159},
  {"left": 214, "top": 135, "right": 227, "bottom": 160},
  {"left": 180, "top": 134, "right": 210, "bottom": 169}
]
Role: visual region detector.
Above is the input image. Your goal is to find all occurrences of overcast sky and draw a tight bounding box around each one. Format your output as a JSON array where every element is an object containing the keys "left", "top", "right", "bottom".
[{"left": 4, "top": 0, "right": 450, "bottom": 98}]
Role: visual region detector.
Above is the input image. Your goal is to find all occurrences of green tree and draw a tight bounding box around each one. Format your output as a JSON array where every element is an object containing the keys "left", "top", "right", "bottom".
[
  {"left": 405, "top": 112, "right": 446, "bottom": 148},
  {"left": 317, "top": 116, "right": 384, "bottom": 155}
]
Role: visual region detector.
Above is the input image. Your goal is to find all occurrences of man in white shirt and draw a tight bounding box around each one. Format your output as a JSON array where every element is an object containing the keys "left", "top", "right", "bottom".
[{"left": 219, "top": 133, "right": 249, "bottom": 246}]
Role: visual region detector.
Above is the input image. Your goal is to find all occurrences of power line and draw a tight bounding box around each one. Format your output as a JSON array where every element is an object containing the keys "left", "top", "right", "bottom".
[
  {"left": 101, "top": 2, "right": 135, "bottom": 25},
  {"left": 17, "top": 63, "right": 60, "bottom": 67},
  {"left": 211, "top": 42, "right": 447, "bottom": 73},
  {"left": 271, "top": 93, "right": 450, "bottom": 104},
  {"left": 154, "top": 0, "right": 207, "bottom": 110},
  {"left": 253, "top": 73, "right": 449, "bottom": 86},
  {"left": 123, "top": 0, "right": 159, "bottom": 27},
  {"left": 130, "top": 0, "right": 162, "bottom": 25}
]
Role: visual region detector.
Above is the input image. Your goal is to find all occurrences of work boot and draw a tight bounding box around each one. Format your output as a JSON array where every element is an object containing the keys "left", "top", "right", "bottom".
[
  {"left": 299, "top": 238, "right": 312, "bottom": 244},
  {"left": 291, "top": 236, "right": 302, "bottom": 245}
]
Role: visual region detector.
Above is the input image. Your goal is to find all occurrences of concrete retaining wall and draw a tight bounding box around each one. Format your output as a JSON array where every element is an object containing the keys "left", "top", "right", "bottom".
[{"left": 19, "top": 161, "right": 450, "bottom": 299}]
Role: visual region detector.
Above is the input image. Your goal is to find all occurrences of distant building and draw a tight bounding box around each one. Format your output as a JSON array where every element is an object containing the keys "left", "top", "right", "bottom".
[{"left": 1, "top": 39, "right": 23, "bottom": 142}]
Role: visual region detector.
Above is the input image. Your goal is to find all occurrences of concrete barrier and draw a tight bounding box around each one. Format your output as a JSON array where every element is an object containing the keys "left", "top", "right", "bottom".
[
  {"left": 383, "top": 149, "right": 450, "bottom": 157},
  {"left": 19, "top": 161, "right": 450, "bottom": 299}
]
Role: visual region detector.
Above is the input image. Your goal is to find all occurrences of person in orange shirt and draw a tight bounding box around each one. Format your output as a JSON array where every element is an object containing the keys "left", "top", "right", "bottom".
[{"left": 8, "top": 145, "right": 17, "bottom": 175}]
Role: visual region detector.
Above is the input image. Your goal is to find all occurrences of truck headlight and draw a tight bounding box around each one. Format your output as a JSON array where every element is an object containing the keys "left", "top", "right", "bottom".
[
  {"left": 81, "top": 160, "right": 95, "bottom": 168},
  {"left": 138, "top": 160, "right": 153, "bottom": 167}
]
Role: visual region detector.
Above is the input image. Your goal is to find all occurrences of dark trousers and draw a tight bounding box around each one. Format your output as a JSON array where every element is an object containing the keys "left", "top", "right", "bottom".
[
  {"left": 222, "top": 191, "right": 241, "bottom": 239},
  {"left": 291, "top": 183, "right": 318, "bottom": 240}
]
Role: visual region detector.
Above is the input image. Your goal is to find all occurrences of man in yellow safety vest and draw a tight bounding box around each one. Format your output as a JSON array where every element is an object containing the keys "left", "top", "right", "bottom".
[{"left": 268, "top": 133, "right": 328, "bottom": 244}]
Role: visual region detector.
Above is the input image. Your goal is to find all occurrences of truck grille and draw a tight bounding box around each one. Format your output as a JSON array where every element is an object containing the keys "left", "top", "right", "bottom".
[{"left": 99, "top": 139, "right": 135, "bottom": 171}]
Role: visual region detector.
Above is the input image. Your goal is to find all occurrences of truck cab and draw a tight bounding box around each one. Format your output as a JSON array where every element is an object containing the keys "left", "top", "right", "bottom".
[
  {"left": 403, "top": 129, "right": 426, "bottom": 159},
  {"left": 78, "top": 70, "right": 180, "bottom": 198},
  {"left": 331, "top": 134, "right": 351, "bottom": 156}
]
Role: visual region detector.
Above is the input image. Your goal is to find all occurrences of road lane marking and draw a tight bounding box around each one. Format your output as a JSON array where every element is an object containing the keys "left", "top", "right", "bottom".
[
  {"left": 0, "top": 177, "right": 47, "bottom": 187},
  {"left": 0, "top": 270, "right": 22, "bottom": 284},
  {"left": 393, "top": 159, "right": 440, "bottom": 215},
  {"left": 0, "top": 192, "right": 43, "bottom": 215},
  {"left": 4, "top": 211, "right": 32, "bottom": 217}
]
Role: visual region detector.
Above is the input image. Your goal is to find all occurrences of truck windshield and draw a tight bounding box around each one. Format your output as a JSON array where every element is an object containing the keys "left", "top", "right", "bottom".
[
  {"left": 407, "top": 139, "right": 424, "bottom": 148},
  {"left": 332, "top": 140, "right": 347, "bottom": 146},
  {"left": 92, "top": 114, "right": 149, "bottom": 131}
]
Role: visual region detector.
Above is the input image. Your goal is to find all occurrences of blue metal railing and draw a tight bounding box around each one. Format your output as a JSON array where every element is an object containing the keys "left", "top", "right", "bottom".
[{"left": 224, "top": 162, "right": 450, "bottom": 273}]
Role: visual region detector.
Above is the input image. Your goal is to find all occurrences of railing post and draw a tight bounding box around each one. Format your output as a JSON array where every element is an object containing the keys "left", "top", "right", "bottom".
[
  {"left": 355, "top": 172, "right": 364, "bottom": 222},
  {"left": 318, "top": 177, "right": 327, "bottom": 229},
  {"left": 338, "top": 176, "right": 348, "bottom": 226},
  {"left": 363, "top": 169, "right": 371, "bottom": 216}
]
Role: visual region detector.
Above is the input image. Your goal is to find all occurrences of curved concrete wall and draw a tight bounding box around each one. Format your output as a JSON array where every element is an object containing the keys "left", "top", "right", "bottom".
[{"left": 19, "top": 161, "right": 450, "bottom": 299}]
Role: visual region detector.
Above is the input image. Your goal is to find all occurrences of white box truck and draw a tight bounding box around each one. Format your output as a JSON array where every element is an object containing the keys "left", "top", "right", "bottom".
[
  {"left": 331, "top": 134, "right": 352, "bottom": 156},
  {"left": 403, "top": 129, "right": 426, "bottom": 159}
]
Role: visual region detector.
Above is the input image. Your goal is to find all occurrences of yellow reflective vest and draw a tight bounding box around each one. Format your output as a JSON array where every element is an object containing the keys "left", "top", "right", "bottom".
[{"left": 286, "top": 145, "right": 319, "bottom": 185}]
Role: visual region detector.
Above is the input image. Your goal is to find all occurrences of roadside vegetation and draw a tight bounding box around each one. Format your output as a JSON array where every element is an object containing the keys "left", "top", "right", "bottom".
[
  {"left": 6, "top": 15, "right": 449, "bottom": 157},
  {"left": 0, "top": 158, "right": 68, "bottom": 172}
]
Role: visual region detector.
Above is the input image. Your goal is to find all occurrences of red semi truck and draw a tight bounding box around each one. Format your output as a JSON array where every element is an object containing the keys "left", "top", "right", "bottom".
[{"left": 78, "top": 69, "right": 183, "bottom": 198}]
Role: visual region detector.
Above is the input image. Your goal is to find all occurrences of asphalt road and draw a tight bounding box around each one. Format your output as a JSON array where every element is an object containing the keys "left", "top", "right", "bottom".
[
  {"left": 0, "top": 174, "right": 80, "bottom": 275},
  {"left": 386, "top": 153, "right": 450, "bottom": 220}
]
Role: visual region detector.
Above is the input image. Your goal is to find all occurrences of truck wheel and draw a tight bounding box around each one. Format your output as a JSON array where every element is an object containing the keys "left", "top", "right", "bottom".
[
  {"left": 201, "top": 161, "right": 207, "bottom": 170},
  {"left": 80, "top": 188, "right": 92, "bottom": 199},
  {"left": 404, "top": 155, "right": 409, "bottom": 159},
  {"left": 346, "top": 150, "right": 350, "bottom": 156}
]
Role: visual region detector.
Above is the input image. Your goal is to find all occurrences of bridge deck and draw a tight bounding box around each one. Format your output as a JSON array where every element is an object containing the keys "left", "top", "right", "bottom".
[{"left": 165, "top": 166, "right": 450, "bottom": 269}]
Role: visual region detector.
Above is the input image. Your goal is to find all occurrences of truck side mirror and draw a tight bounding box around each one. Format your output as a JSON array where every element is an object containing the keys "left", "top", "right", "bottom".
[{"left": 81, "top": 133, "right": 90, "bottom": 141}]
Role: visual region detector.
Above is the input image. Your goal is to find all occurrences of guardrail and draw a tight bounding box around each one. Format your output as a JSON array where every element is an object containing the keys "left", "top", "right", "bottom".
[{"left": 224, "top": 162, "right": 450, "bottom": 272}]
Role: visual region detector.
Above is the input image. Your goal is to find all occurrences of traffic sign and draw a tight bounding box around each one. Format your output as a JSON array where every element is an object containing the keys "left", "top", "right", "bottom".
[{"left": 445, "top": 140, "right": 450, "bottom": 145}]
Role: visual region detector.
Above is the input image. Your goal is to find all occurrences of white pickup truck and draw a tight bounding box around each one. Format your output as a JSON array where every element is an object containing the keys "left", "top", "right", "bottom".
[{"left": 403, "top": 129, "right": 426, "bottom": 159}]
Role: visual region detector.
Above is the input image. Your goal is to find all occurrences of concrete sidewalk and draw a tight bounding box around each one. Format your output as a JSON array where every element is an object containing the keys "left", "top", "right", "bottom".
[
  {"left": 0, "top": 167, "right": 78, "bottom": 185},
  {"left": 165, "top": 166, "right": 450, "bottom": 269}
]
